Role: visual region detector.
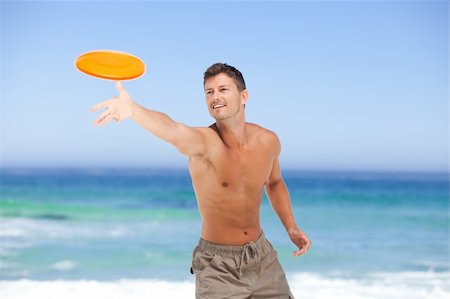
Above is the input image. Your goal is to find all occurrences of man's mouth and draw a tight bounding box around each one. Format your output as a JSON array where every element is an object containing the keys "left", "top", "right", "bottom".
[{"left": 212, "top": 104, "right": 226, "bottom": 110}]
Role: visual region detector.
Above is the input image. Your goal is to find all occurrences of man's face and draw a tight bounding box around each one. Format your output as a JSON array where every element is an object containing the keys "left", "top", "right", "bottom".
[{"left": 204, "top": 73, "right": 248, "bottom": 121}]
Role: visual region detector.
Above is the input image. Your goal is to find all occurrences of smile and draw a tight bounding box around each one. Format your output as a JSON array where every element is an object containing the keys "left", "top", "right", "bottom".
[{"left": 212, "top": 104, "right": 226, "bottom": 109}]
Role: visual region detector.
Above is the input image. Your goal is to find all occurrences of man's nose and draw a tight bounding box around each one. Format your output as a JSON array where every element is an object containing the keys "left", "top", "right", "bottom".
[{"left": 213, "top": 91, "right": 222, "bottom": 101}]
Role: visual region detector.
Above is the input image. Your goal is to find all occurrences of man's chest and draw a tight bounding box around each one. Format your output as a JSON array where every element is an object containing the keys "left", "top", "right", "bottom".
[{"left": 202, "top": 146, "right": 274, "bottom": 191}]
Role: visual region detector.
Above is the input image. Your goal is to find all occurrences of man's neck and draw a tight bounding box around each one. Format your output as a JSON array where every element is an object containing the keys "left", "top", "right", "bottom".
[{"left": 215, "top": 118, "right": 247, "bottom": 150}]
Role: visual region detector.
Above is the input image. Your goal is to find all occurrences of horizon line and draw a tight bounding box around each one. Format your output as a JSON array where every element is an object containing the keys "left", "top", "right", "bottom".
[{"left": 0, "top": 166, "right": 448, "bottom": 175}]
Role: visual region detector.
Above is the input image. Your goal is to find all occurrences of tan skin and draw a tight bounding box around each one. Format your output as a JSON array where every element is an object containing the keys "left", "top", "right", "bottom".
[{"left": 91, "top": 73, "right": 311, "bottom": 256}]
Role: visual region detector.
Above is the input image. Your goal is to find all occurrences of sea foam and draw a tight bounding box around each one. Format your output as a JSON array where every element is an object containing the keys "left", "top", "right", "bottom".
[{"left": 0, "top": 271, "right": 448, "bottom": 299}]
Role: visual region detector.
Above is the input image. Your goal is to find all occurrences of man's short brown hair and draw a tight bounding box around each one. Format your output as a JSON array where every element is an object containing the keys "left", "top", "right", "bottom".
[{"left": 204, "top": 63, "right": 246, "bottom": 92}]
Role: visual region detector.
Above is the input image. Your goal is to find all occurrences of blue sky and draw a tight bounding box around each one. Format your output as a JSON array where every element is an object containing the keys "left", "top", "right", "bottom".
[{"left": 0, "top": 1, "right": 448, "bottom": 172}]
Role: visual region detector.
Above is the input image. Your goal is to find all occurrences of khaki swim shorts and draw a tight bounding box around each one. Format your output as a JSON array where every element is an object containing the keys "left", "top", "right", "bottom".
[{"left": 190, "top": 232, "right": 294, "bottom": 299}]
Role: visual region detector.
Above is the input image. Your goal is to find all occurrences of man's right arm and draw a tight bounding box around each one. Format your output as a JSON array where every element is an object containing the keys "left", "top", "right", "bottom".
[
  {"left": 91, "top": 81, "right": 207, "bottom": 157},
  {"left": 131, "top": 103, "right": 207, "bottom": 157}
]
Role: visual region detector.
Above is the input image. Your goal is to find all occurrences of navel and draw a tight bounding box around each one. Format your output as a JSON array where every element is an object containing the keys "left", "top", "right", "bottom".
[
  {"left": 222, "top": 182, "right": 229, "bottom": 188},
  {"left": 244, "top": 231, "right": 248, "bottom": 235}
]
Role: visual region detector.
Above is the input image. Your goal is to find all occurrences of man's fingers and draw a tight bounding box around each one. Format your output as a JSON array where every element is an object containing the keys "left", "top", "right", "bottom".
[
  {"left": 293, "top": 247, "right": 307, "bottom": 256},
  {"left": 91, "top": 85, "right": 126, "bottom": 126},
  {"left": 91, "top": 99, "right": 111, "bottom": 112},
  {"left": 292, "top": 241, "right": 311, "bottom": 256},
  {"left": 112, "top": 112, "right": 121, "bottom": 121},
  {"left": 91, "top": 104, "right": 101, "bottom": 113},
  {"left": 91, "top": 83, "right": 126, "bottom": 114},
  {"left": 115, "top": 81, "right": 128, "bottom": 96},
  {"left": 94, "top": 109, "right": 113, "bottom": 126},
  {"left": 95, "top": 114, "right": 113, "bottom": 126},
  {"left": 293, "top": 250, "right": 302, "bottom": 256}
]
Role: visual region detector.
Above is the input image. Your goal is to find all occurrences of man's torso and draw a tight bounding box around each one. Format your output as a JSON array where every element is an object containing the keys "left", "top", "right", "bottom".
[{"left": 188, "top": 123, "right": 277, "bottom": 245}]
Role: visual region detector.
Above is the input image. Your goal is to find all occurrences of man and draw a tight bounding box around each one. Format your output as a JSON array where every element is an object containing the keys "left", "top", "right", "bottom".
[{"left": 91, "top": 63, "right": 311, "bottom": 298}]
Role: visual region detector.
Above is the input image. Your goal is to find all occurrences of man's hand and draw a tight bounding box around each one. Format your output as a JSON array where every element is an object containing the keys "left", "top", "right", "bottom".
[
  {"left": 91, "top": 81, "right": 135, "bottom": 126},
  {"left": 288, "top": 227, "right": 311, "bottom": 256}
]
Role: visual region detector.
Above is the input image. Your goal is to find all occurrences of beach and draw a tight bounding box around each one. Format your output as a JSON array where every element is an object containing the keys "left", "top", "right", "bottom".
[{"left": 0, "top": 168, "right": 448, "bottom": 298}]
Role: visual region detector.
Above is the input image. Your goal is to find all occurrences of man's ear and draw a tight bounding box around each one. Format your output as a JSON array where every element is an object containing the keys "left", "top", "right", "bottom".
[{"left": 241, "top": 89, "right": 249, "bottom": 106}]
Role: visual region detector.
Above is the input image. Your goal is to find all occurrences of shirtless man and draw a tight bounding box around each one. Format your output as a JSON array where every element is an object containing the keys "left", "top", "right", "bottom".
[{"left": 91, "top": 63, "right": 311, "bottom": 298}]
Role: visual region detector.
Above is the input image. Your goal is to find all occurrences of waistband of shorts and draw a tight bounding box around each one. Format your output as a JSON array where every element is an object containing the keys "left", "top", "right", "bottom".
[{"left": 197, "top": 231, "right": 272, "bottom": 255}]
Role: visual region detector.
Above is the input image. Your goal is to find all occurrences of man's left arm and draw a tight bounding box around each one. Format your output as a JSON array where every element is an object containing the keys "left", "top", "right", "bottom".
[{"left": 264, "top": 135, "right": 311, "bottom": 256}]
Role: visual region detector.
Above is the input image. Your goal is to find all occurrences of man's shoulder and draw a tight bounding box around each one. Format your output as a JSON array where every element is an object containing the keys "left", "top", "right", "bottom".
[
  {"left": 193, "top": 122, "right": 280, "bottom": 145},
  {"left": 190, "top": 124, "right": 221, "bottom": 142},
  {"left": 246, "top": 122, "right": 279, "bottom": 140},
  {"left": 191, "top": 124, "right": 217, "bottom": 135},
  {"left": 246, "top": 123, "right": 281, "bottom": 154}
]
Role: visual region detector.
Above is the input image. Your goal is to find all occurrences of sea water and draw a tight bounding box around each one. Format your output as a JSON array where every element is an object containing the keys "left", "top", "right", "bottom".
[{"left": 0, "top": 168, "right": 448, "bottom": 298}]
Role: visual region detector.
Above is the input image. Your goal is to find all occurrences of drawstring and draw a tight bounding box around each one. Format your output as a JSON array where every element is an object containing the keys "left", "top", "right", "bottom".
[{"left": 239, "top": 242, "right": 260, "bottom": 277}]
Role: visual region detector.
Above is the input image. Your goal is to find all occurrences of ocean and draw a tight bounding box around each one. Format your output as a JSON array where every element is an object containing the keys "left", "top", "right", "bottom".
[{"left": 0, "top": 168, "right": 448, "bottom": 299}]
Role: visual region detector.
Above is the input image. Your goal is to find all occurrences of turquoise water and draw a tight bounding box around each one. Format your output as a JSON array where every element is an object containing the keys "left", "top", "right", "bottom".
[{"left": 0, "top": 168, "right": 448, "bottom": 281}]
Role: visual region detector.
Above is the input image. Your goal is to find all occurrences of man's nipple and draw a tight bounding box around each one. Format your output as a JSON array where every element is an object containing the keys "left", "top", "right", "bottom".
[{"left": 222, "top": 182, "right": 229, "bottom": 188}]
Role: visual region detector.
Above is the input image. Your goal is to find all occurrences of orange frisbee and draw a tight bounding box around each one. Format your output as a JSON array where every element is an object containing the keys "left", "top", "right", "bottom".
[{"left": 75, "top": 50, "right": 146, "bottom": 80}]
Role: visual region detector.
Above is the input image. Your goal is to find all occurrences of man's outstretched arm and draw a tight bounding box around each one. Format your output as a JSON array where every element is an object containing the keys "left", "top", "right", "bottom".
[
  {"left": 91, "top": 81, "right": 207, "bottom": 157},
  {"left": 264, "top": 134, "right": 311, "bottom": 256}
]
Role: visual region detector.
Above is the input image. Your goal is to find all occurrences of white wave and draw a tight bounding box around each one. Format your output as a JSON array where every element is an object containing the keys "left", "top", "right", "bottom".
[
  {"left": 0, "top": 228, "right": 25, "bottom": 238},
  {"left": 0, "top": 278, "right": 194, "bottom": 299},
  {"left": 0, "top": 271, "right": 448, "bottom": 299},
  {"left": 413, "top": 260, "right": 450, "bottom": 271},
  {"left": 107, "top": 226, "right": 129, "bottom": 237},
  {"left": 0, "top": 218, "right": 160, "bottom": 240},
  {"left": 0, "top": 261, "right": 12, "bottom": 270},
  {"left": 289, "top": 271, "right": 450, "bottom": 299},
  {"left": 52, "top": 260, "right": 76, "bottom": 271}
]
